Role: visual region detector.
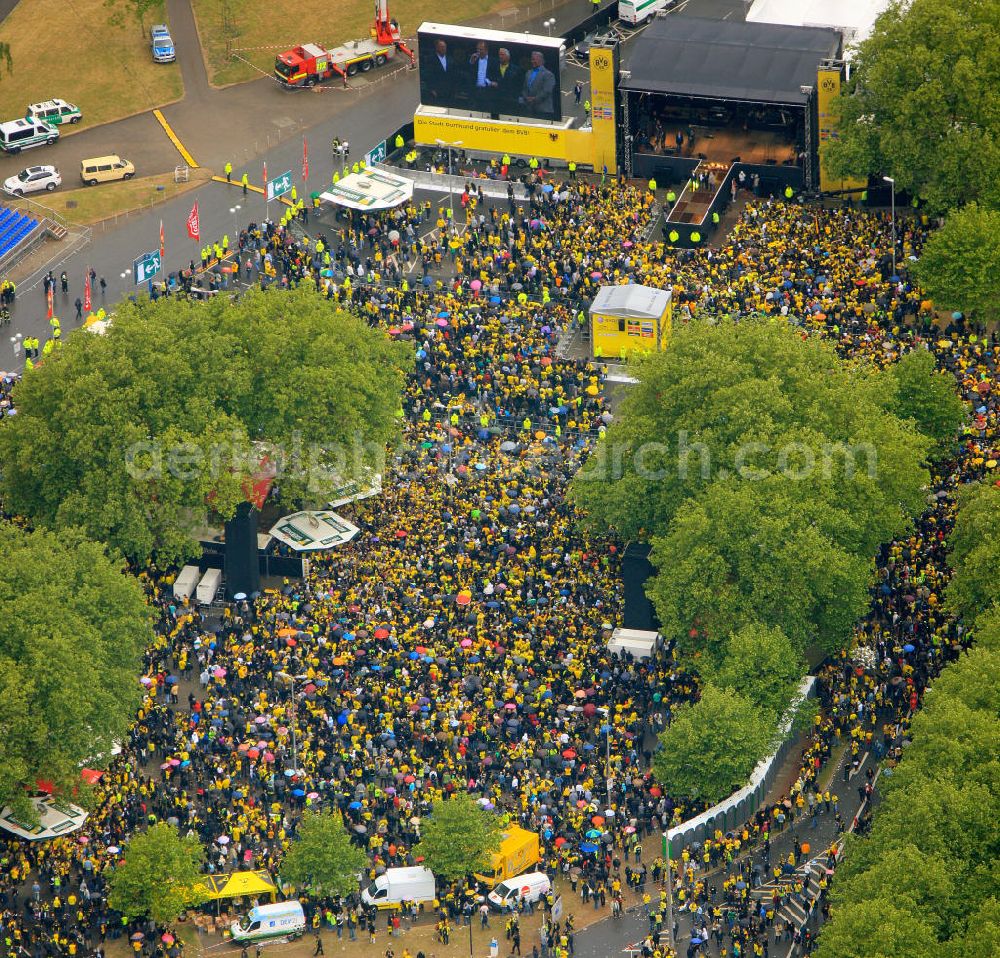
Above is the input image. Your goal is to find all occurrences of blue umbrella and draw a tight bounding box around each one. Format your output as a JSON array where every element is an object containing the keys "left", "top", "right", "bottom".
[
  {"left": 349, "top": 801, "right": 362, "bottom": 809},
  {"left": 903, "top": 643, "right": 915, "bottom": 653},
  {"left": 580, "top": 842, "right": 599, "bottom": 853},
  {"left": 292, "top": 788, "right": 306, "bottom": 797},
  {"left": 585, "top": 829, "right": 601, "bottom": 839}
]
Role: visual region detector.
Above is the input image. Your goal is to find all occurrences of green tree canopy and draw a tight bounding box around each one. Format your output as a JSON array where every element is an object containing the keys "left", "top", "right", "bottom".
[
  {"left": 946, "top": 482, "right": 1000, "bottom": 621},
  {"left": 0, "top": 522, "right": 153, "bottom": 820},
  {"left": 281, "top": 811, "right": 368, "bottom": 898},
  {"left": 572, "top": 319, "right": 930, "bottom": 549},
  {"left": 831, "top": 844, "right": 958, "bottom": 937},
  {"left": 108, "top": 823, "right": 205, "bottom": 926},
  {"left": 0, "top": 288, "right": 409, "bottom": 564},
  {"left": 881, "top": 348, "right": 966, "bottom": 453},
  {"left": 817, "top": 645, "right": 1000, "bottom": 958},
  {"left": 648, "top": 480, "right": 873, "bottom": 659},
  {"left": 813, "top": 898, "right": 941, "bottom": 958},
  {"left": 911, "top": 204, "right": 1000, "bottom": 325},
  {"left": 973, "top": 603, "right": 1000, "bottom": 651},
  {"left": 414, "top": 793, "right": 504, "bottom": 883},
  {"left": 820, "top": 0, "right": 1000, "bottom": 212},
  {"left": 652, "top": 685, "right": 776, "bottom": 805},
  {"left": 700, "top": 624, "right": 804, "bottom": 716}
]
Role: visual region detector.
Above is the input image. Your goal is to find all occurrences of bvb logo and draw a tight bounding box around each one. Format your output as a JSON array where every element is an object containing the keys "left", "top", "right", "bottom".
[
  {"left": 594, "top": 54, "right": 610, "bottom": 70},
  {"left": 820, "top": 77, "right": 837, "bottom": 91},
  {"left": 549, "top": 132, "right": 559, "bottom": 142}
]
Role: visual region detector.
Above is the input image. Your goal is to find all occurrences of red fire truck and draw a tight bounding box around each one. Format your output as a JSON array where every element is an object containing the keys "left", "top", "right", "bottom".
[{"left": 274, "top": 0, "right": 414, "bottom": 87}]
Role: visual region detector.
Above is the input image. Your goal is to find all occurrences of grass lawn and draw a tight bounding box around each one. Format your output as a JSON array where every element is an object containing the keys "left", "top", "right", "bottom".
[
  {"left": 0, "top": 0, "right": 184, "bottom": 131},
  {"left": 192, "top": 0, "right": 524, "bottom": 86},
  {"left": 10, "top": 170, "right": 210, "bottom": 227}
]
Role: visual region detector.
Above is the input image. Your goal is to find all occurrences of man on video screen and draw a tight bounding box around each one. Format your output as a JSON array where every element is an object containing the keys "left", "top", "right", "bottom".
[
  {"left": 490, "top": 47, "right": 523, "bottom": 115},
  {"left": 519, "top": 50, "right": 556, "bottom": 118},
  {"left": 424, "top": 38, "right": 453, "bottom": 105}
]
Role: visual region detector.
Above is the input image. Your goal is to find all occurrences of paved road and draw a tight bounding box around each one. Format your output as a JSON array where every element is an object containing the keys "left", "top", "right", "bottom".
[{"left": 571, "top": 747, "right": 875, "bottom": 958}]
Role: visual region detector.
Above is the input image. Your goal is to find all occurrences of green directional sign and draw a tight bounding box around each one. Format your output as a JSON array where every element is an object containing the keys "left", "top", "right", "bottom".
[
  {"left": 267, "top": 170, "right": 293, "bottom": 201},
  {"left": 133, "top": 249, "right": 161, "bottom": 285}
]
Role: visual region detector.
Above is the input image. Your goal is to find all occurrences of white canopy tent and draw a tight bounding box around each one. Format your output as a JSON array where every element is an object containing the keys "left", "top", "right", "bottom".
[
  {"left": 0, "top": 796, "right": 88, "bottom": 841},
  {"left": 321, "top": 167, "right": 414, "bottom": 211},
  {"left": 268, "top": 510, "right": 360, "bottom": 552},
  {"left": 607, "top": 627, "right": 661, "bottom": 660},
  {"left": 746, "top": 0, "right": 890, "bottom": 50}
]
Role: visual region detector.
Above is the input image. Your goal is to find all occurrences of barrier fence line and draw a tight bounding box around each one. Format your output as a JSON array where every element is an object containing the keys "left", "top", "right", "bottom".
[{"left": 666, "top": 675, "right": 818, "bottom": 854}]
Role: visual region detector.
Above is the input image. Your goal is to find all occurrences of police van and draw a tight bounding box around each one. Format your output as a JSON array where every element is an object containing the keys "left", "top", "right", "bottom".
[{"left": 0, "top": 118, "right": 59, "bottom": 154}]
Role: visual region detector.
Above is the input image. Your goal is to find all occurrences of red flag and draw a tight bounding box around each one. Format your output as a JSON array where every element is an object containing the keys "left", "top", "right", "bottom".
[
  {"left": 84, "top": 272, "right": 91, "bottom": 312},
  {"left": 46, "top": 284, "right": 53, "bottom": 320},
  {"left": 159, "top": 219, "right": 165, "bottom": 260},
  {"left": 302, "top": 137, "right": 309, "bottom": 183},
  {"left": 263, "top": 161, "right": 267, "bottom": 193},
  {"left": 186, "top": 201, "right": 200, "bottom": 241}
]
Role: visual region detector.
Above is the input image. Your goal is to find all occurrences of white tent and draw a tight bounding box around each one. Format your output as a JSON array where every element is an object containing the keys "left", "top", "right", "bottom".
[
  {"left": 746, "top": 0, "right": 890, "bottom": 50},
  {"left": 269, "top": 510, "right": 360, "bottom": 551},
  {"left": 607, "top": 627, "right": 661, "bottom": 660},
  {"left": 0, "top": 796, "right": 88, "bottom": 841},
  {"left": 321, "top": 167, "right": 414, "bottom": 211},
  {"left": 590, "top": 284, "right": 671, "bottom": 321}
]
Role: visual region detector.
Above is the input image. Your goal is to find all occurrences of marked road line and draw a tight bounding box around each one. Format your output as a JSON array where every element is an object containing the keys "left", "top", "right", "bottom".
[{"left": 152, "top": 109, "right": 199, "bottom": 168}]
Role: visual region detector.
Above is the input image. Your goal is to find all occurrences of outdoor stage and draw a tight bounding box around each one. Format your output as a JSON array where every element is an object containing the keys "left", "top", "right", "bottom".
[
  {"left": 619, "top": 16, "right": 842, "bottom": 245},
  {"left": 636, "top": 125, "right": 799, "bottom": 167}
]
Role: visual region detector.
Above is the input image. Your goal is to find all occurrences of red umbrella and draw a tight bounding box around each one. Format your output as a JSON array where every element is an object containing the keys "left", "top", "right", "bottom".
[
  {"left": 374, "top": 628, "right": 390, "bottom": 639},
  {"left": 562, "top": 749, "right": 577, "bottom": 759}
]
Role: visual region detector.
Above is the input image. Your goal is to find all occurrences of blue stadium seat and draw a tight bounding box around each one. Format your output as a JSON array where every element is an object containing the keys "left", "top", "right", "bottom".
[{"left": 0, "top": 209, "right": 39, "bottom": 258}]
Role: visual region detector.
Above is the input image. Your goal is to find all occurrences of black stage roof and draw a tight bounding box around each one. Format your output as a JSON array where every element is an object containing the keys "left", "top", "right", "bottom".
[{"left": 620, "top": 16, "right": 842, "bottom": 106}]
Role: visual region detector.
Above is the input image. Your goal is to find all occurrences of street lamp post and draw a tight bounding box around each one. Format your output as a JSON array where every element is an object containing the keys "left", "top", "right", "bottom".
[
  {"left": 883, "top": 175, "right": 896, "bottom": 277},
  {"left": 230, "top": 204, "right": 241, "bottom": 238},
  {"left": 544, "top": 17, "right": 556, "bottom": 35},
  {"left": 276, "top": 671, "right": 309, "bottom": 778},
  {"left": 435, "top": 138, "right": 463, "bottom": 223}
]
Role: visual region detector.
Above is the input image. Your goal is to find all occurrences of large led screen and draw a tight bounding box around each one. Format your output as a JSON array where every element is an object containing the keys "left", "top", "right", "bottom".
[{"left": 418, "top": 23, "right": 563, "bottom": 122}]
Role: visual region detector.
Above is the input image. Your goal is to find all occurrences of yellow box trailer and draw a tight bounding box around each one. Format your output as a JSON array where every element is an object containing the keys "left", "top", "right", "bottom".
[
  {"left": 590, "top": 283, "right": 672, "bottom": 360},
  {"left": 475, "top": 826, "right": 541, "bottom": 888}
]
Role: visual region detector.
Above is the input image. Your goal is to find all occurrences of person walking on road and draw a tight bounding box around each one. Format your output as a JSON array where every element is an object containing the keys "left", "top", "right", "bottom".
[{"left": 313, "top": 933, "right": 324, "bottom": 956}]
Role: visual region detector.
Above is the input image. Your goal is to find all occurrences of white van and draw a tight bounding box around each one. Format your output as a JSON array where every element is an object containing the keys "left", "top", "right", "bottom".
[
  {"left": 488, "top": 871, "right": 551, "bottom": 911},
  {"left": 362, "top": 866, "right": 436, "bottom": 910},
  {"left": 230, "top": 901, "right": 305, "bottom": 943},
  {"left": 0, "top": 118, "right": 58, "bottom": 154},
  {"left": 172, "top": 565, "right": 201, "bottom": 602},
  {"left": 618, "top": 0, "right": 671, "bottom": 24},
  {"left": 196, "top": 568, "right": 223, "bottom": 604}
]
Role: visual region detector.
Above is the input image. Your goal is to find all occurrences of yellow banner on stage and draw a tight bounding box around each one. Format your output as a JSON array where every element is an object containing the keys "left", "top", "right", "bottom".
[
  {"left": 588, "top": 45, "right": 618, "bottom": 175},
  {"left": 817, "top": 67, "right": 866, "bottom": 194}
]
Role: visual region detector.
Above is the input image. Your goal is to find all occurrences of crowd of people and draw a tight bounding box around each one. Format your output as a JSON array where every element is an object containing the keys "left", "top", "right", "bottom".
[{"left": 0, "top": 168, "right": 996, "bottom": 958}]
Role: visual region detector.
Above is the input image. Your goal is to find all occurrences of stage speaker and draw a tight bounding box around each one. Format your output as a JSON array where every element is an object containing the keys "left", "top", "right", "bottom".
[
  {"left": 620, "top": 541, "right": 661, "bottom": 632},
  {"left": 224, "top": 501, "right": 260, "bottom": 599}
]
